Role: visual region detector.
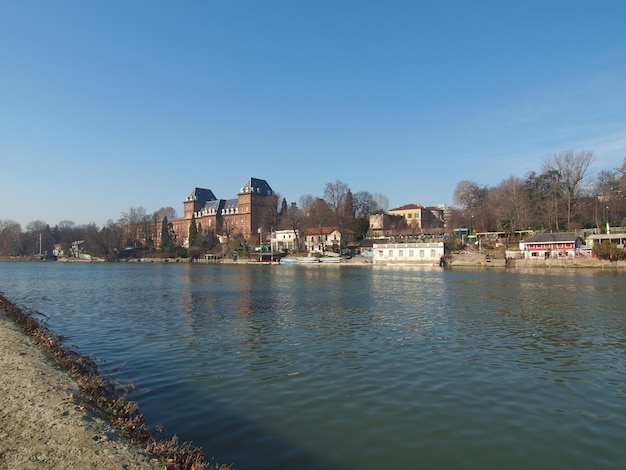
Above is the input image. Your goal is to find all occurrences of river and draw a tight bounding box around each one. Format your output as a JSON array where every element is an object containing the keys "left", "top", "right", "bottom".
[{"left": 1, "top": 261, "right": 625, "bottom": 469}]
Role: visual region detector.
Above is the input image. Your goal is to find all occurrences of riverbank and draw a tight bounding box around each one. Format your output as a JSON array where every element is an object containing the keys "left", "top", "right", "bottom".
[
  {"left": 447, "top": 252, "right": 625, "bottom": 269},
  {"left": 0, "top": 310, "right": 164, "bottom": 468},
  {"left": 0, "top": 294, "right": 224, "bottom": 470},
  {"left": 3, "top": 253, "right": 624, "bottom": 269}
]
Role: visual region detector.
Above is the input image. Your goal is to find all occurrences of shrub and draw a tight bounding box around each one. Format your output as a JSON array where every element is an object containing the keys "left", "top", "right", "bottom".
[{"left": 592, "top": 241, "right": 626, "bottom": 260}]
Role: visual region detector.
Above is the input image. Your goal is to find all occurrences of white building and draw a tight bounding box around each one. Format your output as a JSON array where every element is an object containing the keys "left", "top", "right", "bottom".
[
  {"left": 304, "top": 227, "right": 355, "bottom": 254},
  {"left": 372, "top": 242, "right": 445, "bottom": 265},
  {"left": 586, "top": 232, "right": 626, "bottom": 250},
  {"left": 270, "top": 229, "right": 300, "bottom": 253}
]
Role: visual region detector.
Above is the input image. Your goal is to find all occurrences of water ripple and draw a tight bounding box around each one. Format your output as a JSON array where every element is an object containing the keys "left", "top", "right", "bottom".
[{"left": 1, "top": 263, "right": 626, "bottom": 469}]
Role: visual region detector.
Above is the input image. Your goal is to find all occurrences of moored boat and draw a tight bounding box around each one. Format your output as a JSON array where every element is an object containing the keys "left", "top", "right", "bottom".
[{"left": 295, "top": 256, "right": 320, "bottom": 263}]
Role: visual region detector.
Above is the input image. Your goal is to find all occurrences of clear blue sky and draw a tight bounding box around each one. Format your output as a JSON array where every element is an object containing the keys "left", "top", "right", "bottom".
[{"left": 2, "top": 1, "right": 625, "bottom": 228}]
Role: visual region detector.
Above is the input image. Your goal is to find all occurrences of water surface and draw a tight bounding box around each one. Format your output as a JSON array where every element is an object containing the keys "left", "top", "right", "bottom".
[{"left": 1, "top": 262, "right": 625, "bottom": 469}]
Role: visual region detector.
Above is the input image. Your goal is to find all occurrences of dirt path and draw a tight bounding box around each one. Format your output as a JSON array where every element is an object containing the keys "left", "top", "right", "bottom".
[{"left": 0, "top": 311, "right": 164, "bottom": 469}]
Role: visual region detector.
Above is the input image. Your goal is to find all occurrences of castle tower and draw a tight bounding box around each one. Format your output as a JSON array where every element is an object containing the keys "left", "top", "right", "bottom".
[
  {"left": 183, "top": 188, "right": 216, "bottom": 220},
  {"left": 237, "top": 177, "right": 277, "bottom": 236}
]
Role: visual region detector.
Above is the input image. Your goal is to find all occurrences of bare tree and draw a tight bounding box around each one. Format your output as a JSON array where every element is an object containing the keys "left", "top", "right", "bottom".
[
  {"left": 491, "top": 176, "right": 529, "bottom": 238},
  {"left": 324, "top": 180, "right": 349, "bottom": 212},
  {"left": 373, "top": 193, "right": 389, "bottom": 212},
  {"left": 0, "top": 220, "right": 23, "bottom": 256},
  {"left": 282, "top": 203, "right": 304, "bottom": 252},
  {"left": 299, "top": 194, "right": 315, "bottom": 215},
  {"left": 353, "top": 191, "right": 380, "bottom": 218},
  {"left": 119, "top": 207, "right": 149, "bottom": 247},
  {"left": 153, "top": 206, "right": 177, "bottom": 221},
  {"left": 56, "top": 220, "right": 77, "bottom": 245},
  {"left": 619, "top": 156, "right": 626, "bottom": 192},
  {"left": 324, "top": 180, "right": 350, "bottom": 227},
  {"left": 593, "top": 169, "right": 624, "bottom": 227},
  {"left": 306, "top": 198, "right": 334, "bottom": 229},
  {"left": 525, "top": 170, "right": 563, "bottom": 230},
  {"left": 542, "top": 150, "right": 594, "bottom": 230},
  {"left": 453, "top": 180, "right": 489, "bottom": 233}
]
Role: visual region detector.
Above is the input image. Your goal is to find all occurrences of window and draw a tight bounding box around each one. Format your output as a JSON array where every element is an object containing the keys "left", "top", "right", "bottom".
[
  {"left": 389, "top": 250, "right": 393, "bottom": 257},
  {"left": 407, "top": 214, "right": 412, "bottom": 219},
  {"left": 409, "top": 250, "right": 414, "bottom": 257},
  {"left": 399, "top": 250, "right": 403, "bottom": 257},
  {"left": 431, "top": 250, "right": 436, "bottom": 258},
  {"left": 420, "top": 250, "right": 424, "bottom": 258}
]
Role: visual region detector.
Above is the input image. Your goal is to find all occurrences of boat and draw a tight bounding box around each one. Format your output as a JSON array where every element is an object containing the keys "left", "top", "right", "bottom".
[
  {"left": 295, "top": 256, "right": 320, "bottom": 263},
  {"left": 318, "top": 256, "right": 341, "bottom": 263}
]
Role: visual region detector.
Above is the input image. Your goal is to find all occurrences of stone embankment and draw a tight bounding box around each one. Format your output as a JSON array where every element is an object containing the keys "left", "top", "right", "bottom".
[{"left": 448, "top": 252, "right": 624, "bottom": 269}]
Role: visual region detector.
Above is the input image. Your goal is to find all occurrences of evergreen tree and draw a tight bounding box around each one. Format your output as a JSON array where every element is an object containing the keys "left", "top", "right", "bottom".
[
  {"left": 189, "top": 214, "right": 198, "bottom": 247},
  {"left": 160, "top": 216, "right": 171, "bottom": 252}
]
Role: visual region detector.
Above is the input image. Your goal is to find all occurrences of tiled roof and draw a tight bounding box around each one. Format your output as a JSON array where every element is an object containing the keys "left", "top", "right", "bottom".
[
  {"left": 389, "top": 203, "right": 423, "bottom": 211},
  {"left": 200, "top": 199, "right": 224, "bottom": 212},
  {"left": 524, "top": 232, "right": 582, "bottom": 243},
  {"left": 185, "top": 188, "right": 216, "bottom": 203},
  {"left": 223, "top": 198, "right": 239, "bottom": 210},
  {"left": 303, "top": 227, "right": 355, "bottom": 235},
  {"left": 239, "top": 177, "right": 274, "bottom": 196}
]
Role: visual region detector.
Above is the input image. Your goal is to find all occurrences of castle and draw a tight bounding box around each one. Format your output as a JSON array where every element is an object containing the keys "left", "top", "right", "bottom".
[{"left": 168, "top": 177, "right": 278, "bottom": 247}]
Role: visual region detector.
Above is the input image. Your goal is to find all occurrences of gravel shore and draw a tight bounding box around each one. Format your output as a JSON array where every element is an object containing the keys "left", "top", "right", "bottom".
[{"left": 0, "top": 310, "right": 164, "bottom": 469}]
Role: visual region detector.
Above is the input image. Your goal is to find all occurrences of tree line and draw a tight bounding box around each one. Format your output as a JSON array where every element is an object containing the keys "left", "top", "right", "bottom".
[
  {"left": 0, "top": 207, "right": 178, "bottom": 260},
  {"left": 451, "top": 151, "right": 626, "bottom": 235},
  {"left": 1, "top": 150, "right": 625, "bottom": 258}
]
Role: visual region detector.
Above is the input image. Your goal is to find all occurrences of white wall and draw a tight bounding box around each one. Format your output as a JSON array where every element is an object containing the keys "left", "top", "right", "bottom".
[{"left": 372, "top": 242, "right": 444, "bottom": 265}]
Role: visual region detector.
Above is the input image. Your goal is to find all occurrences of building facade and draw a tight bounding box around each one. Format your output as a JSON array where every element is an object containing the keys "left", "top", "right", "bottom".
[
  {"left": 304, "top": 227, "right": 355, "bottom": 253},
  {"left": 518, "top": 233, "right": 585, "bottom": 259},
  {"left": 372, "top": 242, "right": 445, "bottom": 265},
  {"left": 270, "top": 229, "right": 301, "bottom": 253},
  {"left": 169, "top": 177, "right": 277, "bottom": 247},
  {"left": 388, "top": 204, "right": 445, "bottom": 230},
  {"left": 367, "top": 213, "right": 408, "bottom": 238}
]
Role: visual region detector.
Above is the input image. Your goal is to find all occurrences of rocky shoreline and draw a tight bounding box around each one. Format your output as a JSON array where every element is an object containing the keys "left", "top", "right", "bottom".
[
  {"left": 0, "top": 294, "right": 225, "bottom": 470},
  {"left": 0, "top": 311, "right": 165, "bottom": 469}
]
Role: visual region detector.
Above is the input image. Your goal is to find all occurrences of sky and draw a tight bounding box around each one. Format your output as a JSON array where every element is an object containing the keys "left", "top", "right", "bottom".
[{"left": 2, "top": 0, "right": 626, "bottom": 228}]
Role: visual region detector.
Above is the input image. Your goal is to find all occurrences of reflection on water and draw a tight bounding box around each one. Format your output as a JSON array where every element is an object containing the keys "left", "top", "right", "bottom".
[{"left": 1, "top": 262, "right": 625, "bottom": 469}]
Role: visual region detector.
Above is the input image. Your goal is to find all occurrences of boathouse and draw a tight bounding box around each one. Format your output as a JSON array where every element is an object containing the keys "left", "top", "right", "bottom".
[
  {"left": 518, "top": 232, "right": 585, "bottom": 259},
  {"left": 372, "top": 242, "right": 445, "bottom": 265}
]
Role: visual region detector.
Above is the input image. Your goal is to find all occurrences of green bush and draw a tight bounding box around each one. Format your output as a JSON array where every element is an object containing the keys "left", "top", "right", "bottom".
[{"left": 592, "top": 241, "right": 626, "bottom": 260}]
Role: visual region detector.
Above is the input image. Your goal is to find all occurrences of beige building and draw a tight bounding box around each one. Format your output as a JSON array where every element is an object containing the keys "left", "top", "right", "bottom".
[
  {"left": 270, "top": 229, "right": 301, "bottom": 253},
  {"left": 304, "top": 227, "right": 355, "bottom": 253},
  {"left": 388, "top": 204, "right": 445, "bottom": 230}
]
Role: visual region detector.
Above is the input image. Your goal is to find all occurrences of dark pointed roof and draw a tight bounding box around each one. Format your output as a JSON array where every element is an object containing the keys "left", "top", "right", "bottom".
[
  {"left": 223, "top": 198, "right": 239, "bottom": 211},
  {"left": 200, "top": 199, "right": 224, "bottom": 212},
  {"left": 239, "top": 177, "right": 274, "bottom": 196},
  {"left": 185, "top": 188, "right": 216, "bottom": 203}
]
